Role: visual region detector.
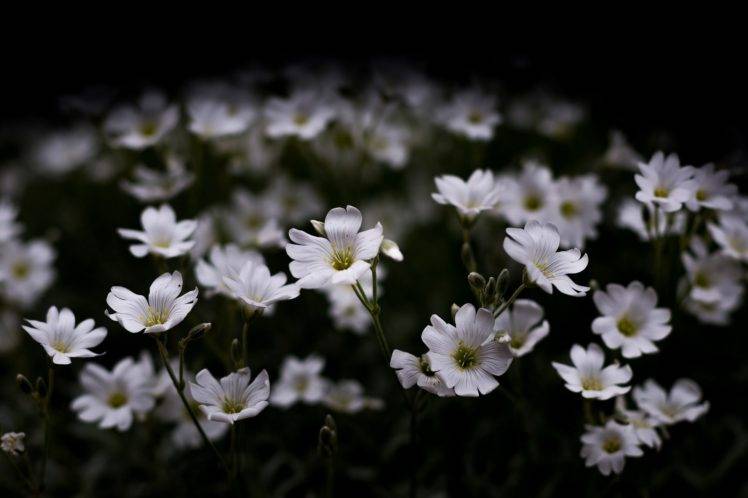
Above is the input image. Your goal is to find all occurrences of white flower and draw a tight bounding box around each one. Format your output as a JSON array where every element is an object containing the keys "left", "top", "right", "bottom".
[
  {"left": 432, "top": 169, "right": 502, "bottom": 219},
  {"left": 423, "top": 303, "right": 513, "bottom": 397},
  {"left": 633, "top": 379, "right": 709, "bottom": 425},
  {"left": 189, "top": 367, "right": 270, "bottom": 424},
  {"left": 492, "top": 299, "right": 550, "bottom": 357},
  {"left": 286, "top": 205, "right": 383, "bottom": 289},
  {"left": 222, "top": 260, "right": 299, "bottom": 313},
  {"left": 0, "top": 199, "right": 21, "bottom": 244},
  {"left": 552, "top": 343, "right": 632, "bottom": 400},
  {"left": 682, "top": 281, "right": 742, "bottom": 325},
  {"left": 438, "top": 87, "right": 501, "bottom": 141},
  {"left": 32, "top": 125, "right": 98, "bottom": 174},
  {"left": 71, "top": 355, "right": 157, "bottom": 431},
  {"left": 117, "top": 204, "right": 196, "bottom": 258},
  {"left": 616, "top": 199, "right": 685, "bottom": 241},
  {"left": 264, "top": 90, "right": 336, "bottom": 140},
  {"left": 0, "top": 239, "right": 55, "bottom": 307},
  {"left": 500, "top": 161, "right": 554, "bottom": 226},
  {"left": 106, "top": 271, "right": 198, "bottom": 334},
  {"left": 187, "top": 91, "right": 257, "bottom": 139},
  {"left": 603, "top": 130, "right": 642, "bottom": 170},
  {"left": 120, "top": 158, "right": 194, "bottom": 203},
  {"left": 615, "top": 397, "right": 662, "bottom": 449},
  {"left": 634, "top": 152, "right": 696, "bottom": 212},
  {"left": 104, "top": 91, "right": 179, "bottom": 150},
  {"left": 264, "top": 177, "right": 323, "bottom": 224},
  {"left": 195, "top": 244, "right": 265, "bottom": 297},
  {"left": 390, "top": 350, "right": 455, "bottom": 397},
  {"left": 707, "top": 217, "right": 748, "bottom": 262},
  {"left": 322, "top": 380, "right": 381, "bottom": 414},
  {"left": 1, "top": 432, "right": 25, "bottom": 456},
  {"left": 270, "top": 355, "right": 329, "bottom": 407},
  {"left": 686, "top": 163, "right": 736, "bottom": 212},
  {"left": 549, "top": 175, "right": 607, "bottom": 249},
  {"left": 224, "top": 190, "right": 285, "bottom": 249},
  {"left": 503, "top": 221, "right": 590, "bottom": 296},
  {"left": 580, "top": 421, "right": 642, "bottom": 476},
  {"left": 323, "top": 270, "right": 379, "bottom": 334},
  {"left": 591, "top": 282, "right": 671, "bottom": 358},
  {"left": 0, "top": 310, "right": 21, "bottom": 353},
  {"left": 365, "top": 122, "right": 411, "bottom": 169},
  {"left": 681, "top": 239, "right": 743, "bottom": 305},
  {"left": 23, "top": 306, "right": 107, "bottom": 365}
]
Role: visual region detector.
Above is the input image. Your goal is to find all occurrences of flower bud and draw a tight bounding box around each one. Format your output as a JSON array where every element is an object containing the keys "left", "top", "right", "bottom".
[
  {"left": 187, "top": 322, "right": 211, "bottom": 341},
  {"left": 450, "top": 303, "right": 460, "bottom": 320},
  {"left": 230, "top": 339, "right": 241, "bottom": 366},
  {"left": 467, "top": 272, "right": 486, "bottom": 291},
  {"left": 310, "top": 220, "right": 326, "bottom": 236},
  {"left": 16, "top": 374, "right": 33, "bottom": 395},
  {"left": 36, "top": 377, "right": 47, "bottom": 398},
  {"left": 484, "top": 276, "right": 496, "bottom": 300},
  {"left": 496, "top": 269, "right": 510, "bottom": 298}
]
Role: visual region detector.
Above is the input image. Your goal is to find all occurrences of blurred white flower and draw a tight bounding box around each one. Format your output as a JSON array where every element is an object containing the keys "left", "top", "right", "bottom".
[
  {"left": 270, "top": 355, "right": 329, "bottom": 407},
  {"left": 117, "top": 204, "right": 197, "bottom": 259},
  {"left": 195, "top": 244, "right": 265, "bottom": 297},
  {"left": 503, "top": 221, "right": 590, "bottom": 296},
  {"left": 552, "top": 343, "right": 632, "bottom": 400},
  {"left": 0, "top": 199, "right": 21, "bottom": 243},
  {"left": 681, "top": 238, "right": 743, "bottom": 305},
  {"left": 120, "top": 158, "right": 195, "bottom": 203},
  {"left": 685, "top": 163, "right": 736, "bottom": 212},
  {"left": 432, "top": 169, "right": 501, "bottom": 219},
  {"left": 224, "top": 190, "right": 285, "bottom": 249},
  {"left": 190, "top": 211, "right": 219, "bottom": 259},
  {"left": 106, "top": 271, "right": 198, "bottom": 334},
  {"left": 71, "top": 355, "right": 156, "bottom": 431},
  {"left": 500, "top": 161, "right": 554, "bottom": 226},
  {"left": 633, "top": 379, "right": 709, "bottom": 425},
  {"left": 616, "top": 199, "right": 685, "bottom": 241},
  {"left": 1, "top": 432, "right": 25, "bottom": 456},
  {"left": 104, "top": 91, "right": 179, "bottom": 150},
  {"left": 423, "top": 303, "right": 513, "bottom": 397},
  {"left": 365, "top": 122, "right": 411, "bottom": 169},
  {"left": 707, "top": 217, "right": 748, "bottom": 262},
  {"left": 635, "top": 152, "right": 696, "bottom": 212},
  {"left": 390, "top": 350, "right": 455, "bottom": 397},
  {"left": 580, "top": 421, "right": 642, "bottom": 476},
  {"left": 492, "top": 299, "right": 550, "bottom": 357},
  {"left": 603, "top": 130, "right": 642, "bottom": 170},
  {"left": 323, "top": 379, "right": 381, "bottom": 413},
  {"left": 265, "top": 90, "right": 336, "bottom": 140},
  {"left": 189, "top": 367, "right": 270, "bottom": 424},
  {"left": 265, "top": 177, "right": 323, "bottom": 224},
  {"left": 549, "top": 175, "right": 607, "bottom": 249},
  {"left": 324, "top": 270, "right": 380, "bottom": 334},
  {"left": 223, "top": 260, "right": 299, "bottom": 313},
  {"left": 438, "top": 87, "right": 501, "bottom": 141},
  {"left": 0, "top": 239, "right": 55, "bottom": 308},
  {"left": 286, "top": 205, "right": 383, "bottom": 288},
  {"left": 32, "top": 125, "right": 98, "bottom": 174},
  {"left": 683, "top": 288, "right": 742, "bottom": 325},
  {"left": 615, "top": 397, "right": 662, "bottom": 449},
  {"left": 187, "top": 90, "right": 257, "bottom": 139},
  {"left": 591, "top": 282, "right": 671, "bottom": 358},
  {"left": 23, "top": 306, "right": 107, "bottom": 365},
  {"left": 0, "top": 310, "right": 21, "bottom": 353}
]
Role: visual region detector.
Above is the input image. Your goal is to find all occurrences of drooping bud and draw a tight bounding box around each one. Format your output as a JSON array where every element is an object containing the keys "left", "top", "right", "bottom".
[
  {"left": 310, "top": 220, "right": 326, "bottom": 236},
  {"left": 467, "top": 272, "right": 486, "bottom": 291},
  {"left": 380, "top": 239, "right": 403, "bottom": 261},
  {"left": 450, "top": 303, "right": 460, "bottom": 320},
  {"left": 187, "top": 322, "right": 212, "bottom": 341},
  {"left": 496, "top": 269, "right": 510, "bottom": 298},
  {"left": 318, "top": 414, "right": 338, "bottom": 457},
  {"left": 35, "top": 377, "right": 47, "bottom": 398},
  {"left": 484, "top": 277, "right": 496, "bottom": 303},
  {"left": 16, "top": 374, "right": 33, "bottom": 395}
]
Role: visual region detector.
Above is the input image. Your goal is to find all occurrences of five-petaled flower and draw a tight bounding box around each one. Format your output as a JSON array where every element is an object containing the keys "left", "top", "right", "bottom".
[{"left": 23, "top": 306, "right": 107, "bottom": 365}]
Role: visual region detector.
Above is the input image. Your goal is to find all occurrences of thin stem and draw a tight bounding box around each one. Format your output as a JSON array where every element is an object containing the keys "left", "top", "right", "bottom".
[
  {"left": 5, "top": 453, "right": 35, "bottom": 491},
  {"left": 229, "top": 425, "right": 238, "bottom": 480},
  {"left": 152, "top": 335, "right": 230, "bottom": 476},
  {"left": 241, "top": 322, "right": 249, "bottom": 368},
  {"left": 409, "top": 390, "right": 422, "bottom": 498},
  {"left": 494, "top": 283, "right": 527, "bottom": 317},
  {"left": 323, "top": 457, "right": 334, "bottom": 498},
  {"left": 38, "top": 363, "right": 55, "bottom": 493}
]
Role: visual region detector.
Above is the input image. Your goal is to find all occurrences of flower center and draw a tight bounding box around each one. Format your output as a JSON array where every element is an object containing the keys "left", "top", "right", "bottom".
[
  {"left": 11, "top": 262, "right": 29, "bottom": 279},
  {"left": 560, "top": 200, "right": 578, "bottom": 218},
  {"left": 144, "top": 307, "right": 169, "bottom": 327},
  {"left": 418, "top": 356, "right": 436, "bottom": 377},
  {"left": 452, "top": 342, "right": 479, "bottom": 370},
  {"left": 602, "top": 436, "right": 621, "bottom": 454},
  {"left": 245, "top": 214, "right": 263, "bottom": 229},
  {"left": 510, "top": 335, "right": 526, "bottom": 349},
  {"left": 51, "top": 340, "right": 70, "bottom": 353},
  {"left": 293, "top": 113, "right": 309, "bottom": 126},
  {"left": 108, "top": 392, "right": 128, "bottom": 408},
  {"left": 581, "top": 376, "right": 603, "bottom": 391},
  {"left": 654, "top": 187, "right": 669, "bottom": 198},
  {"left": 694, "top": 272, "right": 710, "bottom": 288},
  {"left": 294, "top": 376, "right": 309, "bottom": 393},
  {"left": 617, "top": 317, "right": 638, "bottom": 337},
  {"left": 533, "top": 261, "right": 553, "bottom": 278},
  {"left": 695, "top": 189, "right": 708, "bottom": 201},
  {"left": 330, "top": 248, "right": 354, "bottom": 271},
  {"left": 139, "top": 121, "right": 158, "bottom": 137},
  {"left": 222, "top": 398, "right": 244, "bottom": 414},
  {"left": 467, "top": 111, "right": 484, "bottom": 124},
  {"left": 524, "top": 195, "right": 542, "bottom": 211}
]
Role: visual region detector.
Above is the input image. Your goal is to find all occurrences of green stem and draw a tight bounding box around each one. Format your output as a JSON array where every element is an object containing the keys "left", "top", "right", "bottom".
[
  {"left": 494, "top": 283, "right": 527, "bottom": 317},
  {"left": 38, "top": 363, "right": 55, "bottom": 493},
  {"left": 409, "top": 390, "right": 421, "bottom": 498},
  {"left": 241, "top": 322, "right": 249, "bottom": 368}
]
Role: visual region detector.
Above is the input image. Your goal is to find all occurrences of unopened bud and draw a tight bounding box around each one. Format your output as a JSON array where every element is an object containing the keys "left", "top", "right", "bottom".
[
  {"left": 230, "top": 339, "right": 241, "bottom": 366},
  {"left": 484, "top": 277, "right": 496, "bottom": 299},
  {"left": 310, "top": 220, "right": 326, "bottom": 236},
  {"left": 324, "top": 414, "right": 337, "bottom": 431},
  {"left": 36, "top": 377, "right": 47, "bottom": 398},
  {"left": 496, "top": 269, "right": 510, "bottom": 297},
  {"left": 589, "top": 279, "right": 600, "bottom": 292},
  {"left": 187, "top": 322, "right": 211, "bottom": 341},
  {"left": 467, "top": 272, "right": 486, "bottom": 290},
  {"left": 16, "top": 374, "right": 33, "bottom": 395},
  {"left": 450, "top": 303, "right": 460, "bottom": 320}
]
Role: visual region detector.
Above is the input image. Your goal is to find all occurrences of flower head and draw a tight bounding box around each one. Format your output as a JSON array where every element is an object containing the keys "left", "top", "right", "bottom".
[
  {"left": 222, "top": 260, "right": 300, "bottom": 313},
  {"left": 500, "top": 161, "right": 554, "bottom": 225},
  {"left": 390, "top": 350, "right": 455, "bottom": 397},
  {"left": 117, "top": 204, "right": 197, "bottom": 259},
  {"left": 707, "top": 217, "right": 748, "bottom": 262},
  {"left": 492, "top": 299, "right": 550, "bottom": 357},
  {"left": 286, "top": 205, "right": 383, "bottom": 288},
  {"left": 0, "top": 239, "right": 55, "bottom": 307},
  {"left": 195, "top": 244, "right": 265, "bottom": 298},
  {"left": 686, "top": 163, "right": 736, "bottom": 212},
  {"left": 432, "top": 169, "right": 502, "bottom": 219},
  {"left": 104, "top": 91, "right": 179, "bottom": 150},
  {"left": 187, "top": 87, "right": 257, "bottom": 139},
  {"left": 270, "top": 355, "right": 329, "bottom": 407},
  {"left": 580, "top": 421, "right": 642, "bottom": 475},
  {"left": 437, "top": 87, "right": 501, "bottom": 140},
  {"left": 106, "top": 271, "right": 198, "bottom": 334},
  {"left": 634, "top": 152, "right": 695, "bottom": 212},
  {"left": 633, "top": 379, "right": 709, "bottom": 425},
  {"left": 423, "top": 303, "right": 513, "bottom": 397},
  {"left": 224, "top": 190, "right": 285, "bottom": 249},
  {"left": 23, "top": 306, "right": 107, "bottom": 365},
  {"left": 615, "top": 397, "right": 662, "bottom": 449},
  {"left": 0, "top": 199, "right": 22, "bottom": 243},
  {"left": 120, "top": 158, "right": 194, "bottom": 203},
  {"left": 264, "top": 90, "right": 336, "bottom": 140},
  {"left": 322, "top": 379, "right": 382, "bottom": 413},
  {"left": 503, "top": 221, "right": 589, "bottom": 296},
  {"left": 1, "top": 432, "right": 25, "bottom": 456},
  {"left": 189, "top": 367, "right": 270, "bottom": 424},
  {"left": 549, "top": 175, "right": 607, "bottom": 249},
  {"left": 552, "top": 343, "right": 632, "bottom": 400}
]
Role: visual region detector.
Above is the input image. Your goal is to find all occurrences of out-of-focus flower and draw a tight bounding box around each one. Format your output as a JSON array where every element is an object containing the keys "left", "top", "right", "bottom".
[
  {"left": 503, "top": 221, "right": 589, "bottom": 296},
  {"left": 264, "top": 177, "right": 323, "bottom": 224},
  {"left": 189, "top": 367, "right": 270, "bottom": 424},
  {"left": 265, "top": 90, "right": 336, "bottom": 140},
  {"left": 500, "top": 161, "right": 555, "bottom": 226},
  {"left": 549, "top": 175, "right": 607, "bottom": 249},
  {"left": 603, "top": 130, "right": 642, "bottom": 170},
  {"left": 32, "top": 125, "right": 98, "bottom": 175},
  {"left": 506, "top": 92, "right": 584, "bottom": 139},
  {"left": 104, "top": 91, "right": 179, "bottom": 150},
  {"left": 635, "top": 152, "right": 696, "bottom": 212},
  {"left": 633, "top": 379, "right": 709, "bottom": 425},
  {"left": 224, "top": 190, "right": 285, "bottom": 249},
  {"left": 195, "top": 244, "right": 265, "bottom": 298},
  {"left": 708, "top": 217, "right": 748, "bottom": 262},
  {"left": 423, "top": 304, "right": 513, "bottom": 397},
  {"left": 365, "top": 122, "right": 411, "bottom": 169},
  {"left": 23, "top": 306, "right": 107, "bottom": 365},
  {"left": 493, "top": 299, "right": 550, "bottom": 357},
  {"left": 270, "top": 355, "right": 329, "bottom": 407},
  {"left": 323, "top": 270, "right": 381, "bottom": 334},
  {"left": 591, "top": 282, "right": 671, "bottom": 358},
  {"left": 437, "top": 87, "right": 501, "bottom": 141},
  {"left": 615, "top": 397, "right": 662, "bottom": 449},
  {"left": 0, "top": 240, "right": 55, "bottom": 307},
  {"left": 681, "top": 238, "right": 743, "bottom": 305},
  {"left": 286, "top": 205, "right": 383, "bottom": 288},
  {"left": 0, "top": 310, "right": 21, "bottom": 353},
  {"left": 552, "top": 343, "right": 632, "bottom": 400},
  {"left": 223, "top": 260, "right": 299, "bottom": 313},
  {"left": 617, "top": 199, "right": 685, "bottom": 241},
  {"left": 390, "top": 350, "right": 455, "bottom": 397},
  {"left": 187, "top": 88, "right": 257, "bottom": 139},
  {"left": 580, "top": 421, "right": 642, "bottom": 476},
  {"left": 0, "top": 199, "right": 21, "bottom": 243},
  {"left": 117, "top": 204, "right": 196, "bottom": 259},
  {"left": 106, "top": 271, "right": 198, "bottom": 334},
  {"left": 120, "top": 158, "right": 195, "bottom": 203},
  {"left": 1, "top": 432, "right": 25, "bottom": 456},
  {"left": 71, "top": 355, "right": 157, "bottom": 431},
  {"left": 685, "top": 163, "right": 736, "bottom": 212},
  {"left": 432, "top": 169, "right": 502, "bottom": 219},
  {"left": 322, "top": 380, "right": 382, "bottom": 413},
  {"left": 190, "top": 211, "right": 219, "bottom": 259}
]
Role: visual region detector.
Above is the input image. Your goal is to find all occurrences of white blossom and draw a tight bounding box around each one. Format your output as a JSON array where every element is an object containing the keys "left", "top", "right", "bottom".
[
  {"left": 552, "top": 343, "right": 632, "bottom": 400},
  {"left": 492, "top": 299, "right": 550, "bottom": 357},
  {"left": 634, "top": 152, "right": 696, "bottom": 212},
  {"left": 195, "top": 244, "right": 265, "bottom": 298},
  {"left": 104, "top": 91, "right": 179, "bottom": 150},
  {"left": 686, "top": 163, "right": 737, "bottom": 212},
  {"left": 707, "top": 217, "right": 748, "bottom": 262},
  {"left": 23, "top": 306, "right": 107, "bottom": 365},
  {"left": 432, "top": 169, "right": 502, "bottom": 219},
  {"left": 500, "top": 161, "right": 554, "bottom": 226},
  {"left": 270, "top": 355, "right": 329, "bottom": 407},
  {"left": 580, "top": 421, "right": 642, "bottom": 475},
  {"left": 0, "top": 239, "right": 55, "bottom": 307},
  {"left": 264, "top": 90, "right": 336, "bottom": 140},
  {"left": 437, "top": 87, "right": 501, "bottom": 141},
  {"left": 633, "top": 379, "right": 709, "bottom": 425},
  {"left": 120, "top": 158, "right": 194, "bottom": 203},
  {"left": 117, "top": 204, "right": 196, "bottom": 259},
  {"left": 1, "top": 432, "right": 25, "bottom": 456},
  {"left": 189, "top": 367, "right": 270, "bottom": 424},
  {"left": 390, "top": 350, "right": 455, "bottom": 397},
  {"left": 222, "top": 260, "right": 300, "bottom": 313}
]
